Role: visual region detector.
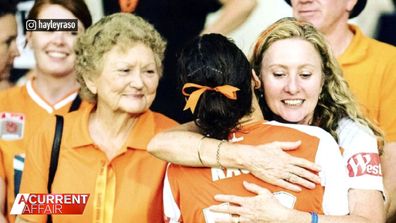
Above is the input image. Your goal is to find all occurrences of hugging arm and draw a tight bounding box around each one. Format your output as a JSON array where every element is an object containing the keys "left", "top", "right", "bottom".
[
  {"left": 211, "top": 182, "right": 384, "bottom": 223},
  {"left": 148, "top": 122, "right": 321, "bottom": 192}
]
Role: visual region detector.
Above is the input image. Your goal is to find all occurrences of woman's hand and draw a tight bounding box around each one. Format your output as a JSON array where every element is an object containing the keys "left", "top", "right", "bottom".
[
  {"left": 239, "top": 141, "right": 321, "bottom": 192},
  {"left": 210, "top": 181, "right": 291, "bottom": 223}
]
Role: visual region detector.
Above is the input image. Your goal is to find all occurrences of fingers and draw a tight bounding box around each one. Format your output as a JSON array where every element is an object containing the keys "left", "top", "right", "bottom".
[
  {"left": 273, "top": 141, "right": 302, "bottom": 151},
  {"left": 231, "top": 216, "right": 242, "bottom": 223},
  {"left": 210, "top": 203, "right": 248, "bottom": 223},
  {"left": 214, "top": 194, "right": 245, "bottom": 205},
  {"left": 271, "top": 178, "right": 302, "bottom": 192},
  {"left": 289, "top": 174, "right": 316, "bottom": 189},
  {"left": 210, "top": 202, "right": 242, "bottom": 214},
  {"left": 242, "top": 181, "right": 271, "bottom": 195},
  {"left": 288, "top": 165, "right": 321, "bottom": 185},
  {"left": 291, "top": 156, "right": 321, "bottom": 172},
  {"left": 214, "top": 216, "right": 244, "bottom": 223},
  {"left": 250, "top": 171, "right": 302, "bottom": 192}
]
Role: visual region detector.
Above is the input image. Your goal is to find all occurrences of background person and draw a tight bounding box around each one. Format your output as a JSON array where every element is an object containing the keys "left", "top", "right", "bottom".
[
  {"left": 17, "top": 13, "right": 177, "bottom": 223},
  {"left": 149, "top": 17, "right": 385, "bottom": 223},
  {"left": 0, "top": 0, "right": 92, "bottom": 222},
  {"left": 0, "top": 1, "right": 20, "bottom": 91}
]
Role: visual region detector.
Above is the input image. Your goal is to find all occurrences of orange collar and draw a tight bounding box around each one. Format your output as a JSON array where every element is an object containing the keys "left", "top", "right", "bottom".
[{"left": 70, "top": 104, "right": 156, "bottom": 151}]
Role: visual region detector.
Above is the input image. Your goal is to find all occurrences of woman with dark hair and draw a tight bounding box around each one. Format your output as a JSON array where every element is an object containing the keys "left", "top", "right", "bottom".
[
  {"left": 0, "top": 0, "right": 20, "bottom": 91},
  {"left": 163, "top": 33, "right": 348, "bottom": 223},
  {"left": 0, "top": 1, "right": 92, "bottom": 222}
]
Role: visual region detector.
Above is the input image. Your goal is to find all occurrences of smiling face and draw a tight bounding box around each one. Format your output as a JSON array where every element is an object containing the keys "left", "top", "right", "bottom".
[
  {"left": 290, "top": 0, "right": 355, "bottom": 33},
  {"left": 89, "top": 43, "right": 160, "bottom": 115},
  {"left": 260, "top": 38, "right": 323, "bottom": 124},
  {"left": 27, "top": 4, "right": 85, "bottom": 78}
]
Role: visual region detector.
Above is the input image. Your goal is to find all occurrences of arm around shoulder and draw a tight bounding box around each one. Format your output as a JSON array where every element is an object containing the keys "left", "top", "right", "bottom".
[{"left": 148, "top": 121, "right": 247, "bottom": 167}]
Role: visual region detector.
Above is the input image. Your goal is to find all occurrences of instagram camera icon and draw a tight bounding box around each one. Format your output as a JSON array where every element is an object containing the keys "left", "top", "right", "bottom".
[{"left": 25, "top": 20, "right": 37, "bottom": 31}]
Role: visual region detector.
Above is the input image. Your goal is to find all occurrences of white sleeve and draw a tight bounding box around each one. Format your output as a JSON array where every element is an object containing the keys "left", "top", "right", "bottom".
[
  {"left": 337, "top": 118, "right": 384, "bottom": 192},
  {"left": 314, "top": 129, "right": 350, "bottom": 215},
  {"left": 163, "top": 165, "right": 182, "bottom": 223}
]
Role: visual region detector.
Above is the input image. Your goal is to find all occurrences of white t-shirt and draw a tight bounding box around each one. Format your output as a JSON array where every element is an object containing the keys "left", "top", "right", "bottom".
[{"left": 336, "top": 118, "right": 383, "bottom": 192}]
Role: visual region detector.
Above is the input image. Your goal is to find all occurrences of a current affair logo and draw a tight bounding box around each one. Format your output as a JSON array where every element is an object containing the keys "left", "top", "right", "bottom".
[{"left": 10, "top": 194, "right": 89, "bottom": 215}]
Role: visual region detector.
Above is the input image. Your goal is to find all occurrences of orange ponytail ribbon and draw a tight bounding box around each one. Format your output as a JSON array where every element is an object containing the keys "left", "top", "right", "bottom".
[
  {"left": 119, "top": 0, "right": 139, "bottom": 13},
  {"left": 182, "top": 83, "right": 240, "bottom": 113}
]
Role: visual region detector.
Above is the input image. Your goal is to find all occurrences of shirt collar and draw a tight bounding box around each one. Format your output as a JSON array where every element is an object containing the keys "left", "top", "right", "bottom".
[
  {"left": 338, "top": 24, "right": 369, "bottom": 65},
  {"left": 70, "top": 105, "right": 156, "bottom": 151}
]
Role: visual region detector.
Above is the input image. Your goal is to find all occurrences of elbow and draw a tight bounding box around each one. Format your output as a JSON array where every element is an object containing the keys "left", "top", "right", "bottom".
[
  {"left": 248, "top": 0, "right": 258, "bottom": 11},
  {"left": 147, "top": 133, "right": 165, "bottom": 157},
  {"left": 241, "top": 0, "right": 257, "bottom": 15}
]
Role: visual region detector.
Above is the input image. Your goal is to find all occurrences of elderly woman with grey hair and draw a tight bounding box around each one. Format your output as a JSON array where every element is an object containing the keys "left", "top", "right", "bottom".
[{"left": 17, "top": 13, "right": 177, "bottom": 223}]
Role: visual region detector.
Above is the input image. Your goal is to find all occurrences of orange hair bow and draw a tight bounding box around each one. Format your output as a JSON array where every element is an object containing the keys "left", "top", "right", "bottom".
[
  {"left": 119, "top": 0, "right": 139, "bottom": 13},
  {"left": 182, "top": 83, "right": 240, "bottom": 113}
]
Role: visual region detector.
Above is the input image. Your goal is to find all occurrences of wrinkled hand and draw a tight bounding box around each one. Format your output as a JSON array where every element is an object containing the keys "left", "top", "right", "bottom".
[
  {"left": 241, "top": 141, "right": 321, "bottom": 192},
  {"left": 210, "top": 181, "right": 289, "bottom": 223}
]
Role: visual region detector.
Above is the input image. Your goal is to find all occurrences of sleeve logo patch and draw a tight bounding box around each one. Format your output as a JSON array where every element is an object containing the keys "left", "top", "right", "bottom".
[
  {"left": 0, "top": 112, "right": 25, "bottom": 140},
  {"left": 347, "top": 153, "right": 382, "bottom": 177}
]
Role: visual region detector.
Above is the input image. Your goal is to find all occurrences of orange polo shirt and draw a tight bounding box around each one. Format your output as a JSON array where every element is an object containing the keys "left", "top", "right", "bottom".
[
  {"left": 19, "top": 104, "right": 177, "bottom": 223},
  {"left": 338, "top": 24, "right": 396, "bottom": 142},
  {"left": 0, "top": 80, "right": 88, "bottom": 223}
]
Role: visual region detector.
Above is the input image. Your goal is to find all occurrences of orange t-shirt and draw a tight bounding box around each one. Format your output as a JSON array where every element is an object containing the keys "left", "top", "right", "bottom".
[
  {"left": 164, "top": 121, "right": 349, "bottom": 222},
  {"left": 19, "top": 104, "right": 177, "bottom": 223},
  {"left": 0, "top": 80, "right": 88, "bottom": 223}
]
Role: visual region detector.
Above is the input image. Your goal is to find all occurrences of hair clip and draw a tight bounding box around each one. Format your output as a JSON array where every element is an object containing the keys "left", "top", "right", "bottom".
[{"left": 187, "top": 66, "right": 222, "bottom": 77}]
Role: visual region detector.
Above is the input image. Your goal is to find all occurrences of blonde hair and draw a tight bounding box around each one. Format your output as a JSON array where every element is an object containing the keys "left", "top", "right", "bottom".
[
  {"left": 74, "top": 13, "right": 166, "bottom": 103},
  {"left": 251, "top": 17, "right": 384, "bottom": 150}
]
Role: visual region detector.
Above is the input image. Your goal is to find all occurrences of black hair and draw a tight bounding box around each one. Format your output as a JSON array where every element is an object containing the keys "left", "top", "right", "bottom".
[
  {"left": 0, "top": 1, "right": 17, "bottom": 17},
  {"left": 178, "top": 33, "right": 252, "bottom": 140}
]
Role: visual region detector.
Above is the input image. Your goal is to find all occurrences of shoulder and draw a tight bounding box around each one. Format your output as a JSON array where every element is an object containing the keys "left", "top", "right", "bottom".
[
  {"left": 265, "top": 121, "right": 336, "bottom": 143},
  {"left": 336, "top": 118, "right": 379, "bottom": 154},
  {"left": 149, "top": 110, "right": 179, "bottom": 131},
  {"left": 366, "top": 38, "right": 396, "bottom": 59},
  {"left": 0, "top": 85, "right": 25, "bottom": 97},
  {"left": 336, "top": 118, "right": 375, "bottom": 144},
  {"left": 351, "top": 24, "right": 396, "bottom": 57},
  {"left": 357, "top": 27, "right": 396, "bottom": 57},
  {"left": 23, "top": 115, "right": 58, "bottom": 160},
  {"left": 60, "top": 105, "right": 93, "bottom": 136},
  {"left": 0, "top": 86, "right": 26, "bottom": 108}
]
